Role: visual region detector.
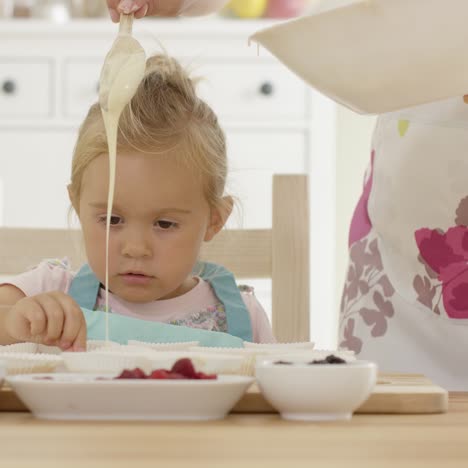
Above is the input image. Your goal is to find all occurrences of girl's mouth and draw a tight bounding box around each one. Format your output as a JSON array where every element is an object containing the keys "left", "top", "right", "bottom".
[{"left": 119, "top": 272, "right": 153, "bottom": 286}]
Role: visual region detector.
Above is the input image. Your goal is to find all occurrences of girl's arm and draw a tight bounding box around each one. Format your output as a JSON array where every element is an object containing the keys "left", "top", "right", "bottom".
[
  {"left": 0, "top": 279, "right": 87, "bottom": 350},
  {"left": 0, "top": 285, "right": 27, "bottom": 345}
]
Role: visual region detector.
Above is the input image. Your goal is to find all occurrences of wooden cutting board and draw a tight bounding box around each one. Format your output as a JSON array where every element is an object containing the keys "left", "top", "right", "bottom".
[
  {"left": 0, "top": 373, "right": 448, "bottom": 414},
  {"left": 231, "top": 373, "right": 449, "bottom": 414}
]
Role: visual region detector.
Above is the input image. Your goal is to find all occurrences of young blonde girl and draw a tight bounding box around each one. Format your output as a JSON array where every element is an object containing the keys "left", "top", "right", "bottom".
[{"left": 0, "top": 54, "right": 275, "bottom": 351}]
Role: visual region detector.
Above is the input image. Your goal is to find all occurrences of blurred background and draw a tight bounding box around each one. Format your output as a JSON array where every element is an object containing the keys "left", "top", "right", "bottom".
[{"left": 0, "top": 0, "right": 329, "bottom": 20}]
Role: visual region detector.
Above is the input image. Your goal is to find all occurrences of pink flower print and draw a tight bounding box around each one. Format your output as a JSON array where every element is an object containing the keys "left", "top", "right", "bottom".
[
  {"left": 415, "top": 227, "right": 467, "bottom": 274},
  {"left": 455, "top": 196, "right": 468, "bottom": 226},
  {"left": 415, "top": 226, "right": 468, "bottom": 318},
  {"left": 349, "top": 150, "right": 375, "bottom": 247},
  {"left": 358, "top": 291, "right": 394, "bottom": 337},
  {"left": 439, "top": 263, "right": 468, "bottom": 318},
  {"left": 340, "top": 319, "right": 363, "bottom": 354}
]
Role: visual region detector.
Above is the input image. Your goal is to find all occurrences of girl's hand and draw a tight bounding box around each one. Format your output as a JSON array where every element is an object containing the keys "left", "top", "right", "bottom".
[
  {"left": 4, "top": 292, "right": 87, "bottom": 351},
  {"left": 107, "top": 1, "right": 228, "bottom": 22}
]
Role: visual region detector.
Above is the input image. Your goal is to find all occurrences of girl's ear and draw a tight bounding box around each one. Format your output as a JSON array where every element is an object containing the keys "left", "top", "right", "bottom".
[
  {"left": 68, "top": 185, "right": 79, "bottom": 216},
  {"left": 204, "top": 196, "right": 234, "bottom": 242}
]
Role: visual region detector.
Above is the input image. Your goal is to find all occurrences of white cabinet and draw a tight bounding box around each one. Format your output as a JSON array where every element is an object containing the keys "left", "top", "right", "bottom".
[
  {"left": 0, "top": 19, "right": 315, "bottom": 231},
  {"left": 0, "top": 59, "right": 53, "bottom": 118},
  {"left": 196, "top": 62, "right": 308, "bottom": 122},
  {"left": 226, "top": 130, "right": 306, "bottom": 228},
  {"left": 0, "top": 130, "right": 74, "bottom": 227},
  {"left": 63, "top": 58, "right": 101, "bottom": 119}
]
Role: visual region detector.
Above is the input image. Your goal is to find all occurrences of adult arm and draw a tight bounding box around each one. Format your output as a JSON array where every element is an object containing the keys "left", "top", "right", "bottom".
[{"left": 107, "top": 0, "right": 231, "bottom": 21}]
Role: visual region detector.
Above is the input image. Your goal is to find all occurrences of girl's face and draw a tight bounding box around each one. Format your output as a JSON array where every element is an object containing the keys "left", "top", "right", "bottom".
[{"left": 73, "top": 151, "right": 228, "bottom": 303}]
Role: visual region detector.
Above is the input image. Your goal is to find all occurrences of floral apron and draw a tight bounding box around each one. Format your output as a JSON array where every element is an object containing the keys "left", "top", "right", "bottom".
[{"left": 340, "top": 96, "right": 468, "bottom": 390}]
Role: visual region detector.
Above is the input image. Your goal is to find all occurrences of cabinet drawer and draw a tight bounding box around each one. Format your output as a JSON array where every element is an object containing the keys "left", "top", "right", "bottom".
[
  {"left": 63, "top": 59, "right": 101, "bottom": 119},
  {"left": 0, "top": 60, "right": 52, "bottom": 118},
  {"left": 196, "top": 62, "right": 308, "bottom": 121},
  {"left": 64, "top": 58, "right": 308, "bottom": 122}
]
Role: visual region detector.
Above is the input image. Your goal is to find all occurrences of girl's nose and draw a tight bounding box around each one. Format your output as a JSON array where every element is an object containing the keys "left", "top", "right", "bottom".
[{"left": 121, "top": 231, "right": 152, "bottom": 259}]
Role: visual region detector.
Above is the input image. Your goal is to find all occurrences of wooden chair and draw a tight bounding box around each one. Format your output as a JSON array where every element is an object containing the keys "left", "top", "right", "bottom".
[{"left": 0, "top": 174, "right": 309, "bottom": 342}]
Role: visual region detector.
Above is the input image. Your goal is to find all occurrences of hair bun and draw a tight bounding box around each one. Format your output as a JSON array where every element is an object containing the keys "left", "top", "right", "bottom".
[{"left": 143, "top": 54, "right": 198, "bottom": 109}]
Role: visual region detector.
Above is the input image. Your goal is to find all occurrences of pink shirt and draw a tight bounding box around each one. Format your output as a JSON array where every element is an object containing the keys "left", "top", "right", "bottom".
[{"left": 2, "top": 259, "right": 275, "bottom": 344}]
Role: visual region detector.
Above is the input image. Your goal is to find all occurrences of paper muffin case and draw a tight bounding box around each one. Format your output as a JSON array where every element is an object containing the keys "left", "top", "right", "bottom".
[
  {"left": 62, "top": 351, "right": 152, "bottom": 375},
  {"left": 86, "top": 340, "right": 122, "bottom": 352},
  {"left": 144, "top": 351, "right": 244, "bottom": 375},
  {"left": 243, "top": 341, "right": 316, "bottom": 350},
  {"left": 188, "top": 347, "right": 269, "bottom": 376},
  {"left": 37, "top": 344, "right": 63, "bottom": 355},
  {"left": 0, "top": 343, "right": 38, "bottom": 354},
  {"left": 187, "top": 352, "right": 245, "bottom": 375},
  {"left": 94, "top": 345, "right": 158, "bottom": 359},
  {"left": 189, "top": 346, "right": 343, "bottom": 376},
  {"left": 0, "top": 352, "right": 63, "bottom": 375},
  {"left": 127, "top": 340, "right": 199, "bottom": 351}
]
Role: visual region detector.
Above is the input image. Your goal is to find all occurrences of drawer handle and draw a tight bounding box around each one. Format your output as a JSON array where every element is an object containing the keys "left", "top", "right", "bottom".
[
  {"left": 259, "top": 82, "right": 274, "bottom": 96},
  {"left": 2, "top": 80, "right": 17, "bottom": 95}
]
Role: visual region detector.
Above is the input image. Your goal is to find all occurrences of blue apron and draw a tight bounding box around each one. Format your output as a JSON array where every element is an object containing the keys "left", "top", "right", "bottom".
[{"left": 68, "top": 261, "right": 252, "bottom": 347}]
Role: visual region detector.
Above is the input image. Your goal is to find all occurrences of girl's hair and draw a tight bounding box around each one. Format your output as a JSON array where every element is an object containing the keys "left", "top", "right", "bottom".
[{"left": 69, "top": 54, "right": 228, "bottom": 211}]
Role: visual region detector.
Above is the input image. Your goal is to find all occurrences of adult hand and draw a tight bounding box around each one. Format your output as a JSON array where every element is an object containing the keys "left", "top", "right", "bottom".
[
  {"left": 4, "top": 291, "right": 87, "bottom": 351},
  {"left": 107, "top": 0, "right": 230, "bottom": 22}
]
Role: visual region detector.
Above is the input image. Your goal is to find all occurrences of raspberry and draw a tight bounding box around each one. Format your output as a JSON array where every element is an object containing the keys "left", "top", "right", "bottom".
[
  {"left": 115, "top": 359, "right": 218, "bottom": 380},
  {"left": 117, "top": 369, "right": 137, "bottom": 379},
  {"left": 116, "top": 368, "right": 148, "bottom": 379},
  {"left": 171, "top": 358, "right": 197, "bottom": 379},
  {"left": 131, "top": 368, "right": 148, "bottom": 379},
  {"left": 149, "top": 369, "right": 171, "bottom": 379},
  {"left": 196, "top": 372, "right": 217, "bottom": 380},
  {"left": 165, "top": 372, "right": 187, "bottom": 379}
]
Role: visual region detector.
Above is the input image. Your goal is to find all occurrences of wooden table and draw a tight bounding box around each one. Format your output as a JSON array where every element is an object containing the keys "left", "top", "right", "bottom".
[{"left": 0, "top": 393, "right": 467, "bottom": 468}]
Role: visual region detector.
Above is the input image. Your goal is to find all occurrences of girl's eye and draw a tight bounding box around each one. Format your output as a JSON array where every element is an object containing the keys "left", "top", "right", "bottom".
[
  {"left": 155, "top": 220, "right": 177, "bottom": 230},
  {"left": 99, "top": 215, "right": 122, "bottom": 226}
]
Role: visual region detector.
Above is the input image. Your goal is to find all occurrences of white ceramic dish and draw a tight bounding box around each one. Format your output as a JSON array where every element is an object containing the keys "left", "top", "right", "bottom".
[
  {"left": 6, "top": 373, "right": 254, "bottom": 421},
  {"left": 255, "top": 359, "right": 377, "bottom": 421}
]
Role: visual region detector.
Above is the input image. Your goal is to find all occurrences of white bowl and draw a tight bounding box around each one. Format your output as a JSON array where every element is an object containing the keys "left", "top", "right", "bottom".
[
  {"left": 6, "top": 373, "right": 254, "bottom": 421},
  {"left": 255, "top": 359, "right": 377, "bottom": 421}
]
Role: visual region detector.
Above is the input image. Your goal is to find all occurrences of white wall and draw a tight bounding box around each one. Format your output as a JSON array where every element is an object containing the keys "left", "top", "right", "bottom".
[{"left": 334, "top": 105, "right": 377, "bottom": 342}]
